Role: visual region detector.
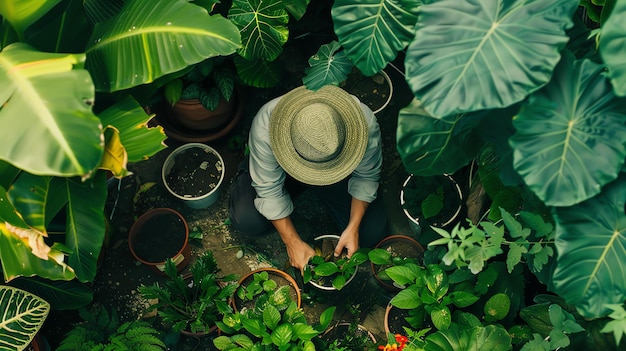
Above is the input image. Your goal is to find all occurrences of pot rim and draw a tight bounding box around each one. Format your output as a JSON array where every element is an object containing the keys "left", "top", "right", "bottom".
[
  {"left": 400, "top": 173, "right": 464, "bottom": 229},
  {"left": 161, "top": 143, "right": 226, "bottom": 204},
  {"left": 231, "top": 267, "right": 302, "bottom": 311},
  {"left": 128, "top": 208, "right": 190, "bottom": 271},
  {"left": 370, "top": 234, "right": 425, "bottom": 291},
  {"left": 308, "top": 234, "right": 359, "bottom": 291}
]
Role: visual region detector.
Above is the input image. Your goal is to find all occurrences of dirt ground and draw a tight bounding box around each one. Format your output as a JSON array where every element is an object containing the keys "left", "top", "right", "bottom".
[{"left": 41, "top": 58, "right": 439, "bottom": 350}]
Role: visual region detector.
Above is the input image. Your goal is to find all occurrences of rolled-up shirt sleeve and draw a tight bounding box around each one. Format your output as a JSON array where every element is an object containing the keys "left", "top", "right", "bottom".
[
  {"left": 248, "top": 97, "right": 294, "bottom": 220},
  {"left": 348, "top": 101, "right": 382, "bottom": 203}
]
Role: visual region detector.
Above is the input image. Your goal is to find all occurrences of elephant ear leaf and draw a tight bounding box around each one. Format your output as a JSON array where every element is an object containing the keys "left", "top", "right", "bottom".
[
  {"left": 552, "top": 173, "right": 626, "bottom": 318},
  {"left": 396, "top": 99, "right": 482, "bottom": 176},
  {"left": 0, "top": 286, "right": 50, "bottom": 349},
  {"left": 599, "top": 0, "right": 626, "bottom": 96},
  {"left": 332, "top": 0, "right": 420, "bottom": 76},
  {"left": 510, "top": 53, "right": 626, "bottom": 207},
  {"left": 406, "top": 0, "right": 578, "bottom": 117}
]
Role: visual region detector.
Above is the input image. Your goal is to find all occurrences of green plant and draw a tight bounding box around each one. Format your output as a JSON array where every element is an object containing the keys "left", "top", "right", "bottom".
[
  {"left": 215, "top": 272, "right": 337, "bottom": 351},
  {"left": 428, "top": 208, "right": 556, "bottom": 276},
  {"left": 318, "top": 304, "right": 377, "bottom": 351},
  {"left": 0, "top": 0, "right": 241, "bottom": 291},
  {"left": 303, "top": 249, "right": 369, "bottom": 290},
  {"left": 163, "top": 56, "right": 236, "bottom": 111},
  {"left": 300, "top": 0, "right": 626, "bottom": 324},
  {"left": 0, "top": 285, "right": 50, "bottom": 351},
  {"left": 369, "top": 247, "right": 422, "bottom": 285},
  {"left": 57, "top": 305, "right": 165, "bottom": 351},
  {"left": 138, "top": 251, "right": 238, "bottom": 334},
  {"left": 390, "top": 0, "right": 626, "bottom": 321}
]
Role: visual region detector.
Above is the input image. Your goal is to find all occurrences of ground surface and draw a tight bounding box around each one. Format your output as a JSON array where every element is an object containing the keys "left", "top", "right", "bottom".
[{"left": 42, "top": 54, "right": 442, "bottom": 350}]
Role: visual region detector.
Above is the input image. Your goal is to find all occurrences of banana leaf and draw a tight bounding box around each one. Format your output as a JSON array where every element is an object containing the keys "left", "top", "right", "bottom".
[{"left": 86, "top": 0, "right": 241, "bottom": 92}]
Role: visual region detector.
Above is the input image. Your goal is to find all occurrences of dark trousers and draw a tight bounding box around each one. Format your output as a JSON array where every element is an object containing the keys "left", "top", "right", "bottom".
[{"left": 228, "top": 158, "right": 389, "bottom": 248}]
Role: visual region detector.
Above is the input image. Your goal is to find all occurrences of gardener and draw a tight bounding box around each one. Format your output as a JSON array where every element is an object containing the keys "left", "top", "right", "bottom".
[{"left": 228, "top": 85, "right": 389, "bottom": 271}]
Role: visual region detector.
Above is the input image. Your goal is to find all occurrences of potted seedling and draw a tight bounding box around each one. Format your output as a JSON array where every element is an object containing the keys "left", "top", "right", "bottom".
[
  {"left": 57, "top": 305, "right": 166, "bottom": 351},
  {"left": 231, "top": 268, "right": 302, "bottom": 312},
  {"left": 139, "top": 251, "right": 238, "bottom": 336},
  {"left": 216, "top": 269, "right": 336, "bottom": 350},
  {"left": 368, "top": 235, "right": 425, "bottom": 291},
  {"left": 303, "top": 234, "right": 369, "bottom": 291}
]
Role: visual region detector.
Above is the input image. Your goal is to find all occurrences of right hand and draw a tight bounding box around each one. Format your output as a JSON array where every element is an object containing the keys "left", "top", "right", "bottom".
[{"left": 285, "top": 239, "right": 316, "bottom": 273}]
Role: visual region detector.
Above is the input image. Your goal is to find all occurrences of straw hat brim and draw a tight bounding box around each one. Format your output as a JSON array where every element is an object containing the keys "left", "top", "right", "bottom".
[{"left": 270, "top": 86, "right": 368, "bottom": 186}]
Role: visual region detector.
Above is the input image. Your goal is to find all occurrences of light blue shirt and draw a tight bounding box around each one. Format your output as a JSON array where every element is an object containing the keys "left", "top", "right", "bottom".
[{"left": 248, "top": 93, "right": 382, "bottom": 220}]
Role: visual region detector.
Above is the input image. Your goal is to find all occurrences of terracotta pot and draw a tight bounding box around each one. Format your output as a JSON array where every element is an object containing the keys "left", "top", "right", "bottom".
[
  {"left": 370, "top": 235, "right": 425, "bottom": 292},
  {"left": 400, "top": 174, "right": 464, "bottom": 236},
  {"left": 158, "top": 89, "right": 244, "bottom": 143},
  {"left": 170, "top": 96, "right": 235, "bottom": 132},
  {"left": 162, "top": 143, "right": 226, "bottom": 209},
  {"left": 384, "top": 303, "right": 411, "bottom": 336},
  {"left": 232, "top": 268, "right": 302, "bottom": 311},
  {"left": 308, "top": 234, "right": 358, "bottom": 291},
  {"left": 128, "top": 208, "right": 191, "bottom": 274}
]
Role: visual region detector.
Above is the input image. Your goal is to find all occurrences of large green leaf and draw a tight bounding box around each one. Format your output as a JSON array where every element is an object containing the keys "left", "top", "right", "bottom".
[
  {"left": 228, "top": 0, "right": 289, "bottom": 62},
  {"left": 8, "top": 174, "right": 65, "bottom": 233},
  {"left": 98, "top": 96, "right": 166, "bottom": 163},
  {"left": 425, "top": 325, "right": 511, "bottom": 351},
  {"left": 396, "top": 99, "right": 482, "bottom": 176},
  {"left": 0, "top": 43, "right": 102, "bottom": 177},
  {"left": 63, "top": 172, "right": 107, "bottom": 282},
  {"left": 86, "top": 0, "right": 241, "bottom": 92},
  {"left": 551, "top": 174, "right": 626, "bottom": 318},
  {"left": 510, "top": 53, "right": 626, "bottom": 207},
  {"left": 332, "top": 0, "right": 420, "bottom": 76},
  {"left": 302, "top": 41, "right": 353, "bottom": 91},
  {"left": 0, "top": 285, "right": 50, "bottom": 350},
  {"left": 0, "top": 0, "right": 61, "bottom": 40},
  {"left": 405, "top": 0, "right": 578, "bottom": 118},
  {"left": 599, "top": 0, "right": 626, "bottom": 96},
  {"left": 234, "top": 55, "right": 282, "bottom": 88},
  {"left": 23, "top": 0, "right": 91, "bottom": 54},
  {"left": 8, "top": 277, "right": 93, "bottom": 310}
]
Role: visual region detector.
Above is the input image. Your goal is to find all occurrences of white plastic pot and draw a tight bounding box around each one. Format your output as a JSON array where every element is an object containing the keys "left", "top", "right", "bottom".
[{"left": 162, "top": 143, "right": 225, "bottom": 209}]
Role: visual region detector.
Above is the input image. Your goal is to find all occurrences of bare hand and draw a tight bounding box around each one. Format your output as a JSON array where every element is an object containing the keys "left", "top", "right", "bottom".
[
  {"left": 285, "top": 239, "right": 316, "bottom": 273},
  {"left": 334, "top": 228, "right": 359, "bottom": 258}
]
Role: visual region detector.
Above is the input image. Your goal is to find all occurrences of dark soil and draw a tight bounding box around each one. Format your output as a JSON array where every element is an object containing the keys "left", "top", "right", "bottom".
[
  {"left": 131, "top": 212, "right": 186, "bottom": 263},
  {"left": 402, "top": 174, "right": 464, "bottom": 228},
  {"left": 342, "top": 68, "right": 392, "bottom": 113},
  {"left": 372, "top": 236, "right": 425, "bottom": 290},
  {"left": 165, "top": 146, "right": 222, "bottom": 197},
  {"left": 385, "top": 304, "right": 412, "bottom": 335}
]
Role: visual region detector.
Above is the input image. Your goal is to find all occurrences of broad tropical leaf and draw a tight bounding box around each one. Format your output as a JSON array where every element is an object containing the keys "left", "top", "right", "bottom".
[
  {"left": 0, "top": 43, "right": 102, "bottom": 177},
  {"left": 98, "top": 96, "right": 166, "bottom": 163},
  {"left": 405, "top": 0, "right": 578, "bottom": 117},
  {"left": 302, "top": 41, "right": 353, "bottom": 91},
  {"left": 63, "top": 172, "right": 107, "bottom": 282},
  {"left": 599, "top": 0, "right": 626, "bottom": 96},
  {"left": 0, "top": 0, "right": 61, "bottom": 39},
  {"left": 86, "top": 0, "right": 241, "bottom": 92},
  {"left": 228, "top": 0, "right": 289, "bottom": 62},
  {"left": 283, "top": 0, "right": 309, "bottom": 20},
  {"left": 425, "top": 325, "right": 511, "bottom": 351},
  {"left": 234, "top": 55, "right": 282, "bottom": 88},
  {"left": 551, "top": 174, "right": 626, "bottom": 318},
  {"left": 0, "top": 286, "right": 50, "bottom": 350},
  {"left": 8, "top": 277, "right": 93, "bottom": 310},
  {"left": 510, "top": 53, "right": 626, "bottom": 207},
  {"left": 332, "top": 0, "right": 420, "bottom": 76},
  {"left": 396, "top": 99, "right": 482, "bottom": 176}
]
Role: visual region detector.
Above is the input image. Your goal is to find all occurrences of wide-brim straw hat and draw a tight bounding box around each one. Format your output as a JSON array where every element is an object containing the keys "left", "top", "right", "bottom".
[{"left": 270, "top": 85, "right": 368, "bottom": 186}]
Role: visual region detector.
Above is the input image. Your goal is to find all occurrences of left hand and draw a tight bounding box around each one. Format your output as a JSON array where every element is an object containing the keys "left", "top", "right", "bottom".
[{"left": 334, "top": 227, "right": 359, "bottom": 258}]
